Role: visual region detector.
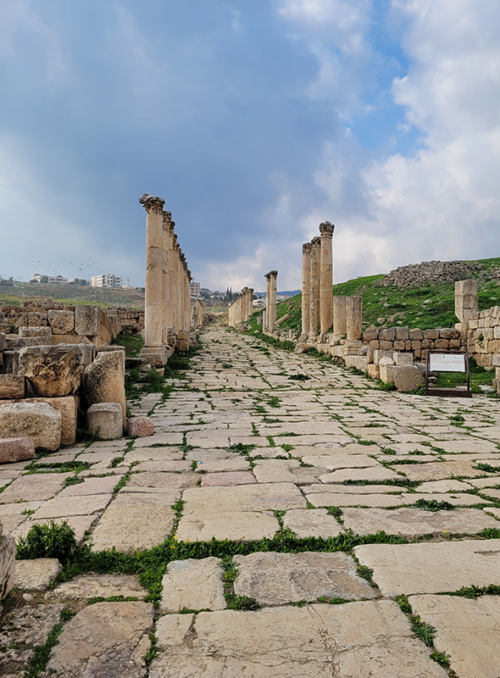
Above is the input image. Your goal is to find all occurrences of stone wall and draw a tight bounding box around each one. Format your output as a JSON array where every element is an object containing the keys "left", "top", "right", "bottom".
[{"left": 379, "top": 260, "right": 481, "bottom": 288}]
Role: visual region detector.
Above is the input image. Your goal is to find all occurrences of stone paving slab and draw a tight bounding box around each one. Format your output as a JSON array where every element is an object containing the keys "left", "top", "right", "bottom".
[
  {"left": 355, "top": 539, "right": 500, "bottom": 596},
  {"left": 160, "top": 557, "right": 225, "bottom": 612},
  {"left": 123, "top": 448, "right": 184, "bottom": 464},
  {"left": 418, "top": 479, "right": 475, "bottom": 493},
  {"left": 150, "top": 602, "right": 447, "bottom": 678},
  {"left": 34, "top": 493, "right": 112, "bottom": 519},
  {"left": 195, "top": 457, "right": 250, "bottom": 472},
  {"left": 283, "top": 508, "right": 344, "bottom": 538},
  {"left": 302, "top": 483, "right": 409, "bottom": 495},
  {"left": 307, "top": 492, "right": 409, "bottom": 508},
  {"left": 127, "top": 470, "right": 198, "bottom": 489},
  {"left": 117, "top": 488, "right": 181, "bottom": 503},
  {"left": 318, "top": 466, "right": 402, "bottom": 483},
  {"left": 133, "top": 432, "right": 183, "bottom": 446},
  {"left": 45, "top": 601, "right": 154, "bottom": 677},
  {"left": 410, "top": 594, "right": 500, "bottom": 678},
  {"left": 14, "top": 514, "right": 98, "bottom": 543},
  {"left": 234, "top": 552, "right": 375, "bottom": 605},
  {"left": 57, "top": 475, "right": 121, "bottom": 497},
  {"left": 342, "top": 507, "right": 499, "bottom": 537},
  {"left": 176, "top": 510, "right": 280, "bottom": 542},
  {"left": 0, "top": 501, "right": 45, "bottom": 533},
  {"left": 300, "top": 454, "right": 381, "bottom": 469},
  {"left": 46, "top": 574, "right": 146, "bottom": 601},
  {"left": 400, "top": 461, "right": 487, "bottom": 481},
  {"left": 182, "top": 483, "right": 306, "bottom": 514},
  {"left": 14, "top": 558, "right": 62, "bottom": 590},
  {"left": 468, "top": 476, "right": 500, "bottom": 488},
  {"left": 133, "top": 460, "right": 192, "bottom": 473},
  {"left": 200, "top": 471, "right": 256, "bottom": 487},
  {"left": 0, "top": 472, "right": 72, "bottom": 503}
]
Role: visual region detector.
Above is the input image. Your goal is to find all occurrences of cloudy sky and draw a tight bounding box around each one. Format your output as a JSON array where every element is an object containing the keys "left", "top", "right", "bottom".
[{"left": 1, "top": 0, "right": 499, "bottom": 291}]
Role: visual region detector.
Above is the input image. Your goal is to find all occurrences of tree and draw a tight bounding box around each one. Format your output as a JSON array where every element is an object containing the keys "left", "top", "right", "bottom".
[{"left": 40, "top": 275, "right": 49, "bottom": 283}]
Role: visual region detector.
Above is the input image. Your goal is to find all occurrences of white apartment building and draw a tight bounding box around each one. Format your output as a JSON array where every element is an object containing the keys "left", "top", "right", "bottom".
[
  {"left": 91, "top": 274, "right": 123, "bottom": 288},
  {"left": 31, "top": 273, "right": 68, "bottom": 283},
  {"left": 190, "top": 281, "right": 201, "bottom": 298}
]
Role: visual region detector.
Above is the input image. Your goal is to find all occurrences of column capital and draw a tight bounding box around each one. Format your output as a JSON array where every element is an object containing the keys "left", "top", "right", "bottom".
[
  {"left": 269, "top": 270, "right": 278, "bottom": 278},
  {"left": 319, "top": 221, "right": 334, "bottom": 237},
  {"left": 311, "top": 236, "right": 321, "bottom": 247},
  {"left": 139, "top": 194, "right": 165, "bottom": 214},
  {"left": 302, "top": 242, "right": 312, "bottom": 254}
]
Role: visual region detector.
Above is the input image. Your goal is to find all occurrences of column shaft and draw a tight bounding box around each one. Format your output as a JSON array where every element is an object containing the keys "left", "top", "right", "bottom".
[
  {"left": 346, "top": 296, "right": 363, "bottom": 341},
  {"left": 333, "top": 296, "right": 347, "bottom": 336},
  {"left": 319, "top": 221, "right": 334, "bottom": 334},
  {"left": 309, "top": 237, "right": 321, "bottom": 336},
  {"left": 301, "top": 243, "right": 311, "bottom": 337}
]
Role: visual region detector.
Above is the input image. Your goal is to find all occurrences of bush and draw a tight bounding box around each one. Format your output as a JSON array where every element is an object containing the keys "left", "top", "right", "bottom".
[{"left": 17, "top": 521, "right": 78, "bottom": 565}]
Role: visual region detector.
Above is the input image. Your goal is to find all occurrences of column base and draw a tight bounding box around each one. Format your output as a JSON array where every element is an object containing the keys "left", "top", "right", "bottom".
[
  {"left": 343, "top": 340, "right": 363, "bottom": 356},
  {"left": 138, "top": 345, "right": 168, "bottom": 367}
]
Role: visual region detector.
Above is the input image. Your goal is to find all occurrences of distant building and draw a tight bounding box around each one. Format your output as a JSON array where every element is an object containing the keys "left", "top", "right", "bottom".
[
  {"left": 31, "top": 273, "right": 68, "bottom": 283},
  {"left": 190, "top": 281, "right": 201, "bottom": 298},
  {"left": 91, "top": 274, "right": 123, "bottom": 288}
]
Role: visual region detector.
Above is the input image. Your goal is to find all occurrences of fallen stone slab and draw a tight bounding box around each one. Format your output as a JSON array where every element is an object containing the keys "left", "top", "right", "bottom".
[
  {"left": 394, "top": 366, "right": 425, "bottom": 392},
  {"left": 410, "top": 594, "right": 500, "bottom": 678},
  {"left": 160, "top": 557, "right": 225, "bottom": 612},
  {"left": 14, "top": 558, "right": 62, "bottom": 590},
  {"left": 0, "top": 437, "right": 35, "bottom": 463},
  {"left": 45, "top": 601, "right": 154, "bottom": 678},
  {"left": 201, "top": 471, "right": 256, "bottom": 487},
  {"left": 176, "top": 511, "right": 279, "bottom": 542},
  {"left": 355, "top": 539, "right": 500, "bottom": 596},
  {"left": 34, "top": 493, "right": 112, "bottom": 519},
  {"left": 342, "top": 507, "right": 499, "bottom": 537},
  {"left": 87, "top": 402, "right": 123, "bottom": 440},
  {"left": 1, "top": 395, "right": 79, "bottom": 446},
  {"left": 283, "top": 509, "right": 344, "bottom": 538},
  {"left": 149, "top": 602, "right": 447, "bottom": 678},
  {"left": 58, "top": 475, "right": 122, "bottom": 497},
  {"left": 0, "top": 402, "right": 61, "bottom": 451},
  {"left": 0, "top": 473, "right": 71, "bottom": 503},
  {"left": 233, "top": 551, "right": 376, "bottom": 606},
  {"left": 46, "top": 573, "right": 146, "bottom": 601},
  {"left": 182, "top": 483, "right": 307, "bottom": 515}
]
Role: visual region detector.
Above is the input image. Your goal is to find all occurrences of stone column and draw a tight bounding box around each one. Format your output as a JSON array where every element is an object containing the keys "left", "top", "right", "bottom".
[
  {"left": 171, "top": 235, "right": 179, "bottom": 334},
  {"left": 455, "top": 280, "right": 478, "bottom": 322},
  {"left": 301, "top": 243, "right": 311, "bottom": 339},
  {"left": 269, "top": 270, "right": 278, "bottom": 329},
  {"left": 262, "top": 310, "right": 266, "bottom": 329},
  {"left": 138, "top": 194, "right": 167, "bottom": 366},
  {"left": 161, "top": 211, "right": 172, "bottom": 343},
  {"left": 309, "top": 237, "right": 321, "bottom": 337},
  {"left": 346, "top": 296, "right": 363, "bottom": 341},
  {"left": 319, "top": 221, "right": 334, "bottom": 334},
  {"left": 265, "top": 274, "right": 271, "bottom": 330},
  {"left": 247, "top": 288, "right": 254, "bottom": 320},
  {"left": 166, "top": 217, "right": 175, "bottom": 332},
  {"left": 333, "top": 296, "right": 347, "bottom": 336}
]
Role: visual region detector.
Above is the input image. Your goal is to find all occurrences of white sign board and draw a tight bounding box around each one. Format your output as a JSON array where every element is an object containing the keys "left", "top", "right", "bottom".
[{"left": 429, "top": 353, "right": 466, "bottom": 373}]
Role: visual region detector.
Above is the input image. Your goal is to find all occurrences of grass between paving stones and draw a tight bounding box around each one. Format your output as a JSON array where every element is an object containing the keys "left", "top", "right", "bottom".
[{"left": 24, "top": 607, "right": 75, "bottom": 678}]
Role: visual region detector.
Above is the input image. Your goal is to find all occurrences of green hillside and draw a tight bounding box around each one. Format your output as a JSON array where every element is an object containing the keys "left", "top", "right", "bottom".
[
  {"left": 247, "top": 257, "right": 500, "bottom": 333},
  {"left": 0, "top": 282, "right": 145, "bottom": 309}
]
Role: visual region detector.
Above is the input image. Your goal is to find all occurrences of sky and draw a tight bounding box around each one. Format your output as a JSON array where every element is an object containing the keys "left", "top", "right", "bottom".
[{"left": 1, "top": 0, "right": 500, "bottom": 292}]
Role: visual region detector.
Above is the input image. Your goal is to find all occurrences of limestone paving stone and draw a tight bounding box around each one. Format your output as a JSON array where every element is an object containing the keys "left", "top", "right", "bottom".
[
  {"left": 132, "top": 432, "right": 183, "bottom": 446},
  {"left": 194, "top": 457, "right": 250, "bottom": 472},
  {"left": 0, "top": 501, "right": 44, "bottom": 533},
  {"left": 185, "top": 448, "right": 237, "bottom": 461},
  {"left": 318, "top": 466, "right": 402, "bottom": 483},
  {"left": 308, "top": 492, "right": 408, "bottom": 509},
  {"left": 45, "top": 601, "right": 154, "bottom": 678},
  {"left": 233, "top": 552, "right": 376, "bottom": 606},
  {"left": 0, "top": 603, "right": 65, "bottom": 652},
  {"left": 342, "top": 507, "right": 499, "bottom": 537},
  {"left": 127, "top": 470, "right": 198, "bottom": 489},
  {"left": 303, "top": 483, "right": 409, "bottom": 495},
  {"left": 0, "top": 472, "right": 71, "bottom": 503},
  {"left": 301, "top": 454, "right": 381, "bottom": 469},
  {"left": 410, "top": 594, "right": 500, "bottom": 678},
  {"left": 160, "top": 557, "right": 225, "bottom": 612},
  {"left": 131, "top": 460, "right": 191, "bottom": 473},
  {"left": 14, "top": 558, "right": 62, "bottom": 590},
  {"left": 0, "top": 437, "right": 35, "bottom": 463},
  {"left": 58, "top": 475, "right": 122, "bottom": 496},
  {"left": 14, "top": 514, "right": 98, "bottom": 543},
  {"left": 150, "top": 602, "right": 447, "bottom": 678},
  {"left": 182, "top": 483, "right": 306, "bottom": 515},
  {"left": 122, "top": 448, "right": 184, "bottom": 464},
  {"left": 34, "top": 493, "right": 111, "bottom": 519},
  {"left": 484, "top": 507, "right": 500, "bottom": 520},
  {"left": 396, "top": 460, "right": 487, "bottom": 481},
  {"left": 283, "top": 509, "right": 344, "bottom": 538},
  {"left": 355, "top": 539, "right": 500, "bottom": 596},
  {"left": 200, "top": 471, "right": 256, "bottom": 487},
  {"left": 252, "top": 459, "right": 301, "bottom": 483},
  {"left": 418, "top": 479, "right": 474, "bottom": 493},
  {"left": 46, "top": 574, "right": 147, "bottom": 601},
  {"left": 176, "top": 511, "right": 279, "bottom": 542}
]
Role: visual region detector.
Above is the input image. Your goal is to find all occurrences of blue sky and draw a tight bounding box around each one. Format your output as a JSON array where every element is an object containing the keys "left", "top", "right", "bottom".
[{"left": 1, "top": 0, "right": 500, "bottom": 291}]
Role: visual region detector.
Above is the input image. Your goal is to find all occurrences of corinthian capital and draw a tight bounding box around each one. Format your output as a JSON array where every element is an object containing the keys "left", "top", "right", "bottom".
[
  {"left": 139, "top": 194, "right": 165, "bottom": 214},
  {"left": 302, "top": 242, "right": 312, "bottom": 254},
  {"left": 311, "top": 236, "right": 321, "bottom": 247},
  {"left": 319, "top": 221, "right": 334, "bottom": 237}
]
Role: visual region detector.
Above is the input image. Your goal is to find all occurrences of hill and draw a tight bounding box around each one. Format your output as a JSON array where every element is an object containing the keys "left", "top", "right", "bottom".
[
  {"left": 0, "top": 282, "right": 145, "bottom": 309},
  {"left": 248, "top": 257, "right": 500, "bottom": 333}
]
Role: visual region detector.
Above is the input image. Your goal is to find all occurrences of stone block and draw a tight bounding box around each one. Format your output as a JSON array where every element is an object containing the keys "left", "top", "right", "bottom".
[
  {"left": 379, "top": 328, "right": 395, "bottom": 342},
  {"left": 492, "top": 354, "right": 500, "bottom": 367},
  {"left": 409, "top": 328, "right": 423, "bottom": 340},
  {"left": 48, "top": 310, "right": 75, "bottom": 335},
  {"left": 362, "top": 328, "right": 378, "bottom": 341},
  {"left": 393, "top": 340, "right": 406, "bottom": 351},
  {"left": 160, "top": 558, "right": 225, "bottom": 612},
  {"left": 0, "top": 437, "right": 35, "bottom": 463},
  {"left": 411, "top": 340, "right": 421, "bottom": 350},
  {"left": 379, "top": 340, "right": 393, "bottom": 350},
  {"left": 366, "top": 347, "right": 374, "bottom": 364},
  {"left": 28, "top": 312, "right": 48, "bottom": 327},
  {"left": 449, "top": 339, "right": 461, "bottom": 349},
  {"left": 423, "top": 329, "right": 439, "bottom": 339},
  {"left": 87, "top": 402, "right": 123, "bottom": 440},
  {"left": 0, "top": 333, "right": 5, "bottom": 352},
  {"left": 395, "top": 327, "right": 409, "bottom": 340},
  {"left": 373, "top": 349, "right": 393, "bottom": 365},
  {"left": 14, "top": 558, "right": 62, "bottom": 590},
  {"left": 18, "top": 344, "right": 86, "bottom": 397},
  {"left": 0, "top": 402, "right": 61, "bottom": 451},
  {"left": 74, "top": 305, "right": 100, "bottom": 336},
  {"left": 434, "top": 338, "right": 449, "bottom": 349},
  {"left": 394, "top": 366, "right": 425, "bottom": 392},
  {"left": 379, "top": 356, "right": 394, "bottom": 367},
  {"left": 367, "top": 364, "right": 379, "bottom": 379},
  {"left": 379, "top": 364, "right": 397, "bottom": 385},
  {"left": 0, "top": 533, "right": 16, "bottom": 598},
  {"left": 368, "top": 340, "right": 379, "bottom": 349},
  {"left": 1, "top": 396, "right": 77, "bottom": 446},
  {"left": 127, "top": 417, "right": 154, "bottom": 437},
  {"left": 84, "top": 350, "right": 126, "bottom": 425},
  {"left": 19, "top": 327, "right": 51, "bottom": 338},
  {"left": 0, "top": 375, "right": 25, "bottom": 399},
  {"left": 393, "top": 352, "right": 413, "bottom": 366}
]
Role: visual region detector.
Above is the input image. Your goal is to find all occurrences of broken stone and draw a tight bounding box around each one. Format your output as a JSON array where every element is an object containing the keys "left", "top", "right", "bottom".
[
  {"left": 160, "top": 557, "right": 225, "bottom": 612},
  {"left": 394, "top": 366, "right": 425, "bottom": 392},
  {"left": 0, "top": 374, "right": 25, "bottom": 399},
  {"left": 14, "top": 558, "right": 62, "bottom": 590},
  {"left": 127, "top": 416, "right": 154, "bottom": 437},
  {"left": 0, "top": 401, "right": 61, "bottom": 451},
  {"left": 84, "top": 350, "right": 126, "bottom": 425},
  {"left": 0, "top": 437, "right": 35, "bottom": 463}
]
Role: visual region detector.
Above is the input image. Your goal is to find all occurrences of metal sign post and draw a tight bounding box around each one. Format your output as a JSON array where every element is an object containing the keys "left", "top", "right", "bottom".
[{"left": 425, "top": 351, "right": 471, "bottom": 398}]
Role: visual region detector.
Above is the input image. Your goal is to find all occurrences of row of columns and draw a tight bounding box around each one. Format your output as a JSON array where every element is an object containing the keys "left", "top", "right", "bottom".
[
  {"left": 228, "top": 287, "right": 254, "bottom": 326},
  {"left": 301, "top": 222, "right": 334, "bottom": 339},
  {"left": 138, "top": 194, "right": 194, "bottom": 366},
  {"left": 264, "top": 270, "right": 277, "bottom": 331}
]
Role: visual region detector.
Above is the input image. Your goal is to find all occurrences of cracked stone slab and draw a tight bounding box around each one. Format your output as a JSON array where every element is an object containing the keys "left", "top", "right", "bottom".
[
  {"left": 160, "top": 557, "right": 225, "bottom": 612},
  {"left": 355, "top": 539, "right": 500, "bottom": 596},
  {"left": 14, "top": 558, "right": 62, "bottom": 590},
  {"left": 33, "top": 493, "right": 112, "bottom": 519},
  {"left": 46, "top": 574, "right": 147, "bottom": 601},
  {"left": 176, "top": 511, "right": 279, "bottom": 542},
  {"left": 0, "top": 472, "right": 72, "bottom": 503},
  {"left": 45, "top": 601, "right": 154, "bottom": 678},
  {"left": 233, "top": 552, "right": 376, "bottom": 606},
  {"left": 149, "top": 602, "right": 447, "bottom": 678},
  {"left": 342, "top": 507, "right": 499, "bottom": 537},
  {"left": 409, "top": 594, "right": 500, "bottom": 678},
  {"left": 283, "top": 509, "right": 344, "bottom": 538},
  {"left": 182, "top": 483, "right": 306, "bottom": 514}
]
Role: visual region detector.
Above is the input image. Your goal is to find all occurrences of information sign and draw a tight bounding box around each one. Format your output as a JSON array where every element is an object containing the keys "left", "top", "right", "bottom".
[{"left": 429, "top": 353, "right": 466, "bottom": 373}]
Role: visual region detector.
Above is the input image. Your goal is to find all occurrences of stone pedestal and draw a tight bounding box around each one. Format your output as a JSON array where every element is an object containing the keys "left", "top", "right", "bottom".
[
  {"left": 346, "top": 296, "right": 363, "bottom": 341},
  {"left": 301, "top": 243, "right": 311, "bottom": 339},
  {"left": 333, "top": 296, "right": 347, "bottom": 337},
  {"left": 139, "top": 194, "right": 167, "bottom": 366},
  {"left": 455, "top": 280, "right": 478, "bottom": 322},
  {"left": 309, "top": 237, "right": 321, "bottom": 337},
  {"left": 319, "top": 222, "right": 334, "bottom": 334}
]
